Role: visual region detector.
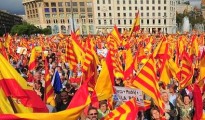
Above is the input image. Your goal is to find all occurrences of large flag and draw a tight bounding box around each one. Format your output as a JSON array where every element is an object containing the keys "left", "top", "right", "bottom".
[
  {"left": 92, "top": 51, "right": 115, "bottom": 102},
  {"left": 193, "top": 84, "right": 203, "bottom": 120},
  {"left": 51, "top": 70, "right": 62, "bottom": 94},
  {"left": 66, "top": 41, "right": 78, "bottom": 70},
  {"left": 179, "top": 51, "right": 193, "bottom": 88},
  {"left": 44, "top": 59, "right": 55, "bottom": 107},
  {"left": 110, "top": 25, "right": 122, "bottom": 47},
  {"left": 198, "top": 51, "right": 205, "bottom": 86},
  {"left": 129, "top": 11, "right": 140, "bottom": 37},
  {"left": 132, "top": 55, "right": 164, "bottom": 114},
  {"left": 0, "top": 53, "right": 48, "bottom": 113},
  {"left": 102, "top": 98, "right": 138, "bottom": 120}
]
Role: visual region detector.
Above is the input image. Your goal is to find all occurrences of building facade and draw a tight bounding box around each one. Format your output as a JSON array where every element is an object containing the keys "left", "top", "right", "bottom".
[
  {"left": 93, "top": 0, "right": 177, "bottom": 34},
  {"left": 0, "top": 10, "right": 22, "bottom": 35},
  {"left": 202, "top": 0, "right": 205, "bottom": 19},
  {"left": 23, "top": 0, "right": 177, "bottom": 34},
  {"left": 22, "top": 0, "right": 94, "bottom": 34}
]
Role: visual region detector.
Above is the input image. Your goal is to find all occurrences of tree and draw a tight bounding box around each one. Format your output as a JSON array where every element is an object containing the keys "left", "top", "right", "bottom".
[{"left": 10, "top": 23, "right": 51, "bottom": 36}]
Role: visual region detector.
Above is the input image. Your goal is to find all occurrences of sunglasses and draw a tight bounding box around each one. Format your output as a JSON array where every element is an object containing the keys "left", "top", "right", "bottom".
[{"left": 89, "top": 113, "right": 97, "bottom": 116}]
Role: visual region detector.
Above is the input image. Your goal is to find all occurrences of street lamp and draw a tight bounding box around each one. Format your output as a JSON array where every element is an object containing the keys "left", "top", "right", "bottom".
[
  {"left": 70, "top": 0, "right": 75, "bottom": 32},
  {"left": 80, "top": 14, "right": 84, "bottom": 36}
]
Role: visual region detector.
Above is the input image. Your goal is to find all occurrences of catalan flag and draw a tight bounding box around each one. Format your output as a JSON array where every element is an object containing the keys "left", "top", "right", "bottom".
[
  {"left": 110, "top": 25, "right": 122, "bottom": 47},
  {"left": 44, "top": 58, "right": 55, "bottom": 107},
  {"left": 102, "top": 98, "right": 138, "bottom": 120},
  {"left": 132, "top": 55, "right": 164, "bottom": 114}
]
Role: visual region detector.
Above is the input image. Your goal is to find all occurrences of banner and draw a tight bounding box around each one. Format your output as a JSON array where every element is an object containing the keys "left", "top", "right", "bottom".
[{"left": 113, "top": 86, "right": 144, "bottom": 107}]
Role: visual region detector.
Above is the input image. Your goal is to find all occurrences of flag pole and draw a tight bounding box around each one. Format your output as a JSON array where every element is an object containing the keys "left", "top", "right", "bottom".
[{"left": 7, "top": 96, "right": 18, "bottom": 113}]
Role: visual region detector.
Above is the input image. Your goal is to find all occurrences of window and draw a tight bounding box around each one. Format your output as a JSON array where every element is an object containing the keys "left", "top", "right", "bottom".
[
  {"left": 158, "top": 0, "right": 160, "bottom": 4},
  {"left": 135, "top": 0, "right": 137, "bottom": 4},
  {"left": 117, "top": 7, "right": 120, "bottom": 10},
  {"left": 146, "top": 0, "right": 149, "bottom": 4},
  {"left": 152, "top": 0, "right": 155, "bottom": 4},
  {"left": 152, "top": 6, "right": 155, "bottom": 10},
  {"left": 87, "top": 8, "right": 92, "bottom": 12},
  {"left": 80, "top": 2, "right": 84, "bottom": 6},
  {"left": 51, "top": 2, "right": 56, "bottom": 7},
  {"left": 80, "top": 8, "right": 85, "bottom": 12},
  {"left": 123, "top": 0, "right": 125, "bottom": 4},
  {"left": 118, "top": 20, "right": 120, "bottom": 24},
  {"left": 164, "top": 6, "right": 166, "bottom": 10},
  {"left": 130, "top": 20, "right": 132, "bottom": 24},
  {"left": 158, "top": 13, "right": 161, "bottom": 16},
  {"left": 44, "top": 8, "right": 49, "bottom": 12},
  {"left": 158, "top": 6, "right": 161, "bottom": 10},
  {"left": 45, "top": 14, "right": 50, "bottom": 18},
  {"left": 98, "top": 13, "right": 100, "bottom": 17},
  {"left": 123, "top": 7, "right": 126, "bottom": 10},
  {"left": 123, "top": 13, "right": 126, "bottom": 17},
  {"left": 135, "top": 7, "right": 138, "bottom": 10},
  {"left": 104, "top": 13, "right": 106, "bottom": 17},
  {"left": 59, "top": 14, "right": 64, "bottom": 17},
  {"left": 153, "top": 19, "right": 155, "bottom": 24},
  {"left": 147, "top": 7, "right": 149, "bottom": 10},
  {"left": 147, "top": 19, "right": 149, "bottom": 24},
  {"left": 59, "top": 8, "right": 64, "bottom": 12},
  {"left": 58, "top": 2, "right": 63, "bottom": 7},
  {"left": 164, "top": 0, "right": 166, "bottom": 4},
  {"left": 109, "top": 6, "right": 111, "bottom": 10},
  {"left": 104, "top": 20, "right": 106, "bottom": 25},
  {"left": 140, "top": 0, "right": 143, "bottom": 4},
  {"left": 164, "top": 19, "right": 166, "bottom": 24},
  {"left": 73, "top": 8, "right": 78, "bottom": 12},
  {"left": 52, "top": 8, "right": 57, "bottom": 12},
  {"left": 129, "top": 0, "right": 131, "bottom": 4},
  {"left": 108, "top": 0, "right": 111, "bottom": 4},
  {"left": 129, "top": 13, "right": 132, "bottom": 17},
  {"left": 141, "top": 19, "right": 143, "bottom": 24},
  {"left": 65, "top": 2, "right": 70, "bottom": 6},
  {"left": 118, "top": 13, "right": 120, "bottom": 17},
  {"left": 97, "top": 0, "right": 99, "bottom": 4},
  {"left": 98, "top": 20, "right": 101, "bottom": 24},
  {"left": 152, "top": 13, "right": 155, "bottom": 16},
  {"left": 66, "top": 8, "right": 71, "bottom": 12},
  {"left": 158, "top": 19, "right": 161, "bottom": 24},
  {"left": 103, "top": 0, "right": 105, "bottom": 4},
  {"left": 110, "top": 19, "right": 112, "bottom": 24},
  {"left": 147, "top": 13, "right": 149, "bottom": 16},
  {"left": 109, "top": 13, "right": 112, "bottom": 17},
  {"left": 141, "top": 7, "right": 143, "bottom": 10},
  {"left": 124, "top": 19, "right": 126, "bottom": 25},
  {"left": 44, "top": 2, "right": 49, "bottom": 7},
  {"left": 72, "top": 2, "right": 77, "bottom": 6},
  {"left": 117, "top": 0, "right": 120, "bottom": 4},
  {"left": 129, "top": 7, "right": 132, "bottom": 10},
  {"left": 141, "top": 13, "right": 143, "bottom": 16},
  {"left": 97, "top": 7, "right": 100, "bottom": 10}
]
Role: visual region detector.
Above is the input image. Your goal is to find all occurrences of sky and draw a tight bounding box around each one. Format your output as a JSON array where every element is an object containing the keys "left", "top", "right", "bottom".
[
  {"left": 0, "top": 0, "right": 201, "bottom": 15},
  {"left": 0, "top": 0, "right": 24, "bottom": 15}
]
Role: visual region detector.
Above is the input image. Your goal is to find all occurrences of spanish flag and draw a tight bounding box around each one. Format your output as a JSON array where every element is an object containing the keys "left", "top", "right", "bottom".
[{"left": 0, "top": 53, "right": 48, "bottom": 113}]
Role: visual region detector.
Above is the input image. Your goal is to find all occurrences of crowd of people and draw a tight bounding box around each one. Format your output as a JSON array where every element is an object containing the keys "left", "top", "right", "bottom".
[{"left": 1, "top": 31, "right": 205, "bottom": 120}]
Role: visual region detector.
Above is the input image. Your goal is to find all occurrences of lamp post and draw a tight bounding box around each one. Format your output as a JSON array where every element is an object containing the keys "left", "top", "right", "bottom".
[
  {"left": 80, "top": 14, "right": 84, "bottom": 36},
  {"left": 71, "top": 0, "right": 75, "bottom": 32}
]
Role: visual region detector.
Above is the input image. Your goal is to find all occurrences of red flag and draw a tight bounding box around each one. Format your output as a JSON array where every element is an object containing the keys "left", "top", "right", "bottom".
[{"left": 193, "top": 84, "right": 203, "bottom": 120}]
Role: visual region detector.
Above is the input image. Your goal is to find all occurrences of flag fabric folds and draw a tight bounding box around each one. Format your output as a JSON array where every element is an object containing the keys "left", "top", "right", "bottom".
[
  {"left": 132, "top": 55, "right": 164, "bottom": 114},
  {"left": 51, "top": 70, "right": 62, "bottom": 94},
  {"left": 0, "top": 53, "right": 48, "bottom": 113},
  {"left": 102, "top": 98, "right": 138, "bottom": 120}
]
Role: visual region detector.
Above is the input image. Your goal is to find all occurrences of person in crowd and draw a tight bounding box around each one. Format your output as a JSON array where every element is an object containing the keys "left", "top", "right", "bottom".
[
  {"left": 177, "top": 95, "right": 194, "bottom": 120},
  {"left": 169, "top": 85, "right": 178, "bottom": 106},
  {"left": 114, "top": 78, "right": 124, "bottom": 87},
  {"left": 86, "top": 106, "right": 99, "bottom": 120},
  {"left": 150, "top": 107, "right": 163, "bottom": 120},
  {"left": 65, "top": 83, "right": 76, "bottom": 103},
  {"left": 56, "top": 90, "right": 70, "bottom": 112},
  {"left": 161, "top": 91, "right": 178, "bottom": 120},
  {"left": 97, "top": 100, "right": 110, "bottom": 119},
  {"left": 34, "top": 80, "right": 44, "bottom": 100}
]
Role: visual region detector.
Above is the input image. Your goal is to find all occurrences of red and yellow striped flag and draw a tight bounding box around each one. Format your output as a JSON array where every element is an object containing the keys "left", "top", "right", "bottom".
[
  {"left": 111, "top": 25, "right": 122, "bottom": 47},
  {"left": 129, "top": 11, "right": 140, "bottom": 37},
  {"left": 44, "top": 58, "right": 55, "bottom": 107},
  {"left": 0, "top": 53, "right": 48, "bottom": 113},
  {"left": 132, "top": 55, "right": 164, "bottom": 114},
  {"left": 66, "top": 41, "right": 78, "bottom": 70},
  {"left": 102, "top": 98, "right": 138, "bottom": 120},
  {"left": 179, "top": 51, "right": 193, "bottom": 88}
]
